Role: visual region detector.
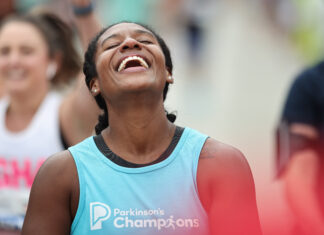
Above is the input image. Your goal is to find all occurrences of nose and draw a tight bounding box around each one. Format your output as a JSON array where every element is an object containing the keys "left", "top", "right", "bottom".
[
  {"left": 119, "top": 37, "right": 141, "bottom": 52},
  {"left": 7, "top": 51, "right": 21, "bottom": 67}
]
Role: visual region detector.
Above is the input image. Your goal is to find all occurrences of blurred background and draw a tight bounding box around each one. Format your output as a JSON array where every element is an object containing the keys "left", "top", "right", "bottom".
[{"left": 1, "top": 0, "right": 324, "bottom": 234}]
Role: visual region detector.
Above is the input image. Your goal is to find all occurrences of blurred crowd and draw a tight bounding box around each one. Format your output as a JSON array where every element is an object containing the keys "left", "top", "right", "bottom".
[{"left": 0, "top": 0, "right": 324, "bottom": 235}]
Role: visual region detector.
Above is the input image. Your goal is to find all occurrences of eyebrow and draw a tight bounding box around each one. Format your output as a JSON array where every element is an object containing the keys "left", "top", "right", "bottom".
[
  {"left": 101, "top": 34, "right": 119, "bottom": 46},
  {"left": 134, "top": 29, "right": 154, "bottom": 38},
  {"left": 100, "top": 29, "right": 155, "bottom": 46}
]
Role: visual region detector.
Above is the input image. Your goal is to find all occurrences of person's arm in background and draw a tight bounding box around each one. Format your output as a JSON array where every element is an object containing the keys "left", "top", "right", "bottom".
[
  {"left": 198, "top": 138, "right": 263, "bottom": 235},
  {"left": 282, "top": 124, "right": 324, "bottom": 235},
  {"left": 60, "top": 0, "right": 103, "bottom": 146},
  {"left": 277, "top": 67, "right": 324, "bottom": 235},
  {"left": 70, "top": 0, "right": 102, "bottom": 51}
]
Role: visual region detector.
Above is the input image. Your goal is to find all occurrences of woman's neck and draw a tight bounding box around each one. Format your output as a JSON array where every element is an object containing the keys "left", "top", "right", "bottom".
[
  {"left": 5, "top": 88, "right": 48, "bottom": 132},
  {"left": 102, "top": 103, "right": 176, "bottom": 164}
]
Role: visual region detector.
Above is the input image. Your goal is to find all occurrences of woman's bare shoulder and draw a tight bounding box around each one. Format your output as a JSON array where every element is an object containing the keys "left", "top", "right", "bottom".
[
  {"left": 198, "top": 137, "right": 254, "bottom": 187},
  {"left": 37, "top": 150, "right": 75, "bottom": 177},
  {"left": 200, "top": 137, "right": 248, "bottom": 166}
]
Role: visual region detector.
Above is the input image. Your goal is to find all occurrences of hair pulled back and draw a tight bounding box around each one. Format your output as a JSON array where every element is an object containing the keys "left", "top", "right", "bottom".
[
  {"left": 0, "top": 10, "right": 81, "bottom": 86},
  {"left": 83, "top": 22, "right": 176, "bottom": 135}
]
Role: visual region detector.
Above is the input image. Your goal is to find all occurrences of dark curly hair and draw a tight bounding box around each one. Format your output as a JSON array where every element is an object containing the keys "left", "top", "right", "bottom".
[{"left": 83, "top": 22, "right": 176, "bottom": 135}]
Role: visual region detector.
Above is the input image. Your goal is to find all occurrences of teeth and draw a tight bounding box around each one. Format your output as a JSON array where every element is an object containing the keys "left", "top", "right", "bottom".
[
  {"left": 7, "top": 69, "right": 25, "bottom": 80},
  {"left": 117, "top": 56, "right": 149, "bottom": 72}
]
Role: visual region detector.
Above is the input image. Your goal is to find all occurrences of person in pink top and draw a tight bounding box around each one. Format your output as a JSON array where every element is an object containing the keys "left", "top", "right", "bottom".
[{"left": 0, "top": 0, "right": 101, "bottom": 232}]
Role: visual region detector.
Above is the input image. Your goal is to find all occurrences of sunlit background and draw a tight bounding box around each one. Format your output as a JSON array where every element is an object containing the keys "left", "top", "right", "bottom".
[{"left": 1, "top": 0, "right": 324, "bottom": 234}]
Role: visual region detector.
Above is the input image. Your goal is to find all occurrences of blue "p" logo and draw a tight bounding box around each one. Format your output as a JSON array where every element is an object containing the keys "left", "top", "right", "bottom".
[{"left": 90, "top": 202, "right": 111, "bottom": 230}]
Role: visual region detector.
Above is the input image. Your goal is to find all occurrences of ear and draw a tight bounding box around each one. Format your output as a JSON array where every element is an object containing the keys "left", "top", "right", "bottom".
[
  {"left": 46, "top": 62, "right": 58, "bottom": 80},
  {"left": 46, "top": 52, "right": 62, "bottom": 80},
  {"left": 89, "top": 78, "right": 100, "bottom": 96},
  {"left": 166, "top": 69, "right": 174, "bottom": 84}
]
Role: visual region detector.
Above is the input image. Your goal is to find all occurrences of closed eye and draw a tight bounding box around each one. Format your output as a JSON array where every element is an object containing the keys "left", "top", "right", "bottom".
[
  {"left": 105, "top": 44, "right": 120, "bottom": 50},
  {"left": 0, "top": 47, "right": 10, "bottom": 56},
  {"left": 139, "top": 40, "right": 153, "bottom": 44}
]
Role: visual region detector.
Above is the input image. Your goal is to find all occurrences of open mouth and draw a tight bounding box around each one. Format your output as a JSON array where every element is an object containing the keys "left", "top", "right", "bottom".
[{"left": 117, "top": 55, "right": 149, "bottom": 72}]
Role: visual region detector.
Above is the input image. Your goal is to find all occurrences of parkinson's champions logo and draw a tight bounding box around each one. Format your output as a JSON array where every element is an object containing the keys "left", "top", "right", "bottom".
[
  {"left": 90, "top": 202, "right": 111, "bottom": 230},
  {"left": 90, "top": 202, "right": 200, "bottom": 231}
]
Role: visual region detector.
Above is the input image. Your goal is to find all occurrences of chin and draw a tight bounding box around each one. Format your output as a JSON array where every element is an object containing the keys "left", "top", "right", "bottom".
[
  {"left": 6, "top": 83, "right": 32, "bottom": 96},
  {"left": 121, "top": 76, "right": 156, "bottom": 90}
]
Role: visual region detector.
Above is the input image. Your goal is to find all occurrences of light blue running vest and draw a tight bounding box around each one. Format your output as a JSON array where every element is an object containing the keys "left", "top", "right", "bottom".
[{"left": 69, "top": 127, "right": 209, "bottom": 235}]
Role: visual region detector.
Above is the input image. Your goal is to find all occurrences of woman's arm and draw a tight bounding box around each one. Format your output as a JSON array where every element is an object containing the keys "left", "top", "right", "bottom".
[
  {"left": 282, "top": 123, "right": 324, "bottom": 235},
  {"left": 60, "top": 0, "right": 103, "bottom": 146},
  {"left": 197, "top": 138, "right": 263, "bottom": 235},
  {"left": 21, "top": 151, "right": 78, "bottom": 235},
  {"left": 70, "top": 0, "right": 103, "bottom": 51}
]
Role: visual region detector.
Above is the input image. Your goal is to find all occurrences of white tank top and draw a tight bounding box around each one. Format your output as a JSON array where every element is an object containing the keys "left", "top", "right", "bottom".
[{"left": 0, "top": 92, "right": 64, "bottom": 230}]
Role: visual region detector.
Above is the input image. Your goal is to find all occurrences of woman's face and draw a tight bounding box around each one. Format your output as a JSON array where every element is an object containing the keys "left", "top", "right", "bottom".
[
  {"left": 0, "top": 21, "right": 51, "bottom": 96},
  {"left": 94, "top": 23, "right": 172, "bottom": 103}
]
